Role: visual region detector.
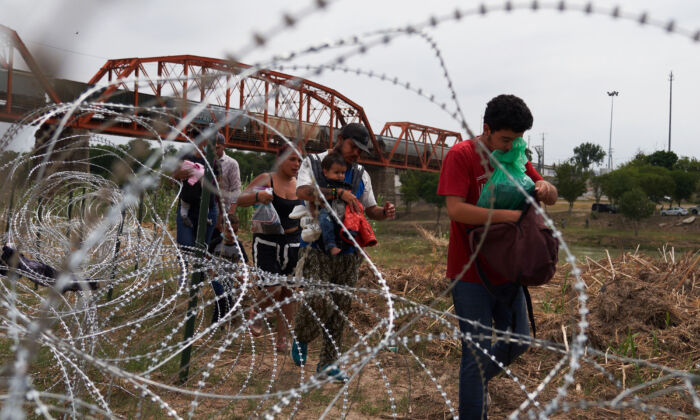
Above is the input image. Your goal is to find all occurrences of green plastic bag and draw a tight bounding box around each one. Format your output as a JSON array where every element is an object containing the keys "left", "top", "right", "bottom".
[{"left": 476, "top": 137, "right": 535, "bottom": 210}]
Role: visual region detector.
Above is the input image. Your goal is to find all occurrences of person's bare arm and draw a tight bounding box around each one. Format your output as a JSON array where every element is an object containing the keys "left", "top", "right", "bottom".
[
  {"left": 296, "top": 185, "right": 361, "bottom": 212},
  {"left": 535, "top": 180, "right": 558, "bottom": 205},
  {"left": 295, "top": 185, "right": 316, "bottom": 202},
  {"left": 236, "top": 173, "right": 273, "bottom": 207},
  {"left": 365, "top": 202, "right": 396, "bottom": 221},
  {"left": 445, "top": 195, "right": 521, "bottom": 225}
]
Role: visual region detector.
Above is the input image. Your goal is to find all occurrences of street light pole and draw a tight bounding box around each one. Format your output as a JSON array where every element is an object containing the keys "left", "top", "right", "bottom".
[
  {"left": 668, "top": 71, "right": 673, "bottom": 152},
  {"left": 606, "top": 90, "right": 619, "bottom": 170}
]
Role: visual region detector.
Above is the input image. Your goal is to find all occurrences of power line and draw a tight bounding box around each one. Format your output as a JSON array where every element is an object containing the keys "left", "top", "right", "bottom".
[{"left": 26, "top": 39, "right": 107, "bottom": 61}]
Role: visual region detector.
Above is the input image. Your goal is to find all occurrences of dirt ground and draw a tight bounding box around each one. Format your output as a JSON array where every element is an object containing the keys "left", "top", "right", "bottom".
[
  {"left": 9, "top": 201, "right": 698, "bottom": 419},
  {"left": 343, "top": 248, "right": 700, "bottom": 419},
  {"left": 181, "top": 202, "right": 699, "bottom": 419}
]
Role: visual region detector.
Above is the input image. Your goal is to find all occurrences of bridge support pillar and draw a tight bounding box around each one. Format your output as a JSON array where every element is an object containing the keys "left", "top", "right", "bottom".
[{"left": 365, "top": 166, "right": 398, "bottom": 207}]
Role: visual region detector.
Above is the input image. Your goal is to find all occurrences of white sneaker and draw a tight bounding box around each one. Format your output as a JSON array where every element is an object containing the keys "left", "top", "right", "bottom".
[
  {"left": 301, "top": 224, "right": 321, "bottom": 242},
  {"left": 289, "top": 205, "right": 309, "bottom": 220}
]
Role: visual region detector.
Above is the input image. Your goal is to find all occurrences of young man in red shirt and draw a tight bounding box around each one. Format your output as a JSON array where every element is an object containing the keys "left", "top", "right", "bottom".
[{"left": 437, "top": 94, "right": 557, "bottom": 419}]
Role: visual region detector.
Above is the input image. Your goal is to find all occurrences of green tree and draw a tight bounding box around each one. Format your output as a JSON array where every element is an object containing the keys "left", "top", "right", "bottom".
[
  {"left": 418, "top": 172, "right": 445, "bottom": 225},
  {"left": 645, "top": 150, "right": 678, "bottom": 169},
  {"left": 572, "top": 142, "right": 606, "bottom": 170},
  {"left": 618, "top": 188, "right": 655, "bottom": 236},
  {"left": 674, "top": 156, "right": 700, "bottom": 173},
  {"left": 590, "top": 175, "right": 604, "bottom": 204},
  {"left": 600, "top": 168, "right": 638, "bottom": 205},
  {"left": 670, "top": 170, "right": 698, "bottom": 206},
  {"left": 399, "top": 170, "right": 422, "bottom": 213},
  {"left": 554, "top": 162, "right": 587, "bottom": 213},
  {"left": 636, "top": 165, "right": 674, "bottom": 206},
  {"left": 226, "top": 150, "right": 276, "bottom": 181}
]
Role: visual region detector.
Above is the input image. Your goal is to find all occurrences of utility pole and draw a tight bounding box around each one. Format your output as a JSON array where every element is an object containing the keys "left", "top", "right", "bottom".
[
  {"left": 534, "top": 133, "right": 546, "bottom": 174},
  {"left": 606, "top": 91, "right": 619, "bottom": 170},
  {"left": 668, "top": 71, "right": 673, "bottom": 152},
  {"left": 541, "top": 133, "right": 545, "bottom": 174}
]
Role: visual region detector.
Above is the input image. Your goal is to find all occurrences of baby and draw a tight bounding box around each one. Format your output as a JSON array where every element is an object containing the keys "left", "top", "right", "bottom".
[
  {"left": 291, "top": 152, "right": 376, "bottom": 252},
  {"left": 317, "top": 152, "right": 352, "bottom": 255}
]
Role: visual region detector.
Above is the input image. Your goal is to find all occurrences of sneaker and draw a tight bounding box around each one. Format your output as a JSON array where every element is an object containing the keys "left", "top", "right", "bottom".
[
  {"left": 301, "top": 224, "right": 321, "bottom": 242},
  {"left": 316, "top": 363, "right": 348, "bottom": 383},
  {"left": 289, "top": 205, "right": 309, "bottom": 219},
  {"left": 290, "top": 339, "right": 307, "bottom": 366}
]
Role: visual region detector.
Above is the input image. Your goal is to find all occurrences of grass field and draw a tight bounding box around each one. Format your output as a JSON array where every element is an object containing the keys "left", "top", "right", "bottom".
[{"left": 1, "top": 197, "right": 697, "bottom": 419}]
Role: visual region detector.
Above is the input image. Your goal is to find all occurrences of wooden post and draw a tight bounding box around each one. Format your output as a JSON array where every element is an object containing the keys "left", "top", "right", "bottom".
[
  {"left": 179, "top": 135, "right": 215, "bottom": 382},
  {"left": 106, "top": 209, "right": 126, "bottom": 301}
]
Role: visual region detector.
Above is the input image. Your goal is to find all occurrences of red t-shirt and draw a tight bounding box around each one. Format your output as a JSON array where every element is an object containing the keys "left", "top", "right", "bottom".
[{"left": 437, "top": 139, "right": 543, "bottom": 283}]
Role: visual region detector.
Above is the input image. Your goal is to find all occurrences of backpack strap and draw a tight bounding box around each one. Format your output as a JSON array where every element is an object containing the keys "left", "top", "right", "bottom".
[
  {"left": 349, "top": 164, "right": 364, "bottom": 196},
  {"left": 309, "top": 154, "right": 328, "bottom": 188},
  {"left": 475, "top": 257, "right": 537, "bottom": 339},
  {"left": 522, "top": 285, "right": 536, "bottom": 338}
]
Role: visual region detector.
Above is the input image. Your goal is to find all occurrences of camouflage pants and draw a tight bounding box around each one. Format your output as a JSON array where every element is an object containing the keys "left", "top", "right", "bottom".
[{"left": 293, "top": 247, "right": 362, "bottom": 366}]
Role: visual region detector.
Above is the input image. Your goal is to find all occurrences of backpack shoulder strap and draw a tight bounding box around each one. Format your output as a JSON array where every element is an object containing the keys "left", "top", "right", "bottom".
[
  {"left": 349, "top": 164, "right": 365, "bottom": 196},
  {"left": 309, "top": 154, "right": 327, "bottom": 188}
]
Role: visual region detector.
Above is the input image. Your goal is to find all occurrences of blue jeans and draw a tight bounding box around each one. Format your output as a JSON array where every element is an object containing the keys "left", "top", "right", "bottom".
[
  {"left": 318, "top": 209, "right": 338, "bottom": 252},
  {"left": 176, "top": 202, "right": 220, "bottom": 298},
  {"left": 451, "top": 281, "right": 530, "bottom": 420},
  {"left": 176, "top": 202, "right": 218, "bottom": 248}
]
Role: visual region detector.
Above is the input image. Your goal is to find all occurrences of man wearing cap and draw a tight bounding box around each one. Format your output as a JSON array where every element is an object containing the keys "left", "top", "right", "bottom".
[
  {"left": 215, "top": 133, "right": 242, "bottom": 216},
  {"left": 290, "top": 122, "right": 396, "bottom": 382}
]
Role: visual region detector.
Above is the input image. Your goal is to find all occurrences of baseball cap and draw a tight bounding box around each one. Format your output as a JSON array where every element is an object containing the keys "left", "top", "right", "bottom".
[{"left": 339, "top": 123, "right": 370, "bottom": 153}]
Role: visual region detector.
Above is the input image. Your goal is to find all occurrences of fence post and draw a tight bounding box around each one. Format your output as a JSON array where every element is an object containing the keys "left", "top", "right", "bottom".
[
  {"left": 179, "top": 136, "right": 216, "bottom": 383},
  {"left": 4, "top": 182, "right": 16, "bottom": 234},
  {"left": 66, "top": 190, "right": 74, "bottom": 239},
  {"left": 34, "top": 197, "right": 43, "bottom": 290},
  {"left": 78, "top": 187, "right": 86, "bottom": 243},
  {"left": 134, "top": 192, "right": 144, "bottom": 271},
  {"left": 106, "top": 209, "right": 126, "bottom": 301}
]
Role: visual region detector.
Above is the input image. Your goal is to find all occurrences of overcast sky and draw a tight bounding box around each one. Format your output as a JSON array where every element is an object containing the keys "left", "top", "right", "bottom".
[{"left": 2, "top": 0, "right": 699, "bottom": 168}]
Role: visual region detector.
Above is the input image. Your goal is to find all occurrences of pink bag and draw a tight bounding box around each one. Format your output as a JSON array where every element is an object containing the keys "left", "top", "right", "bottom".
[{"left": 180, "top": 160, "right": 205, "bottom": 186}]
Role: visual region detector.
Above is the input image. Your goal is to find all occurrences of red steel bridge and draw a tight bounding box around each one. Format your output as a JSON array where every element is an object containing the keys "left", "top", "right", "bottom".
[{"left": 0, "top": 24, "right": 462, "bottom": 172}]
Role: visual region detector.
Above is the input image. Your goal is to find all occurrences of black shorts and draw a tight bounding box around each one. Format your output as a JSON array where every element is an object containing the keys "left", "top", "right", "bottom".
[{"left": 252, "top": 231, "right": 301, "bottom": 281}]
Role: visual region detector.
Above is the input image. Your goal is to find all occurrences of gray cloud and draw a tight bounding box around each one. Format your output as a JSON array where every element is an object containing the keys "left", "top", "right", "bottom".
[{"left": 2, "top": 0, "right": 699, "bottom": 165}]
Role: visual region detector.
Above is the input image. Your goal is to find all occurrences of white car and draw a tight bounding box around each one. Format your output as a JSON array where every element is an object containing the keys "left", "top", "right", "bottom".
[{"left": 660, "top": 207, "right": 689, "bottom": 216}]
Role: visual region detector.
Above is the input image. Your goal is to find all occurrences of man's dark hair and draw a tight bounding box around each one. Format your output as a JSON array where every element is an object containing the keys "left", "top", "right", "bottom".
[
  {"left": 483, "top": 94, "right": 533, "bottom": 133},
  {"left": 321, "top": 152, "right": 347, "bottom": 171}
]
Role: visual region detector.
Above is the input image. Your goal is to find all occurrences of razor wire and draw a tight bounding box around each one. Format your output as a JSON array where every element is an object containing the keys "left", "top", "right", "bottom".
[{"left": 0, "top": 1, "right": 699, "bottom": 419}]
